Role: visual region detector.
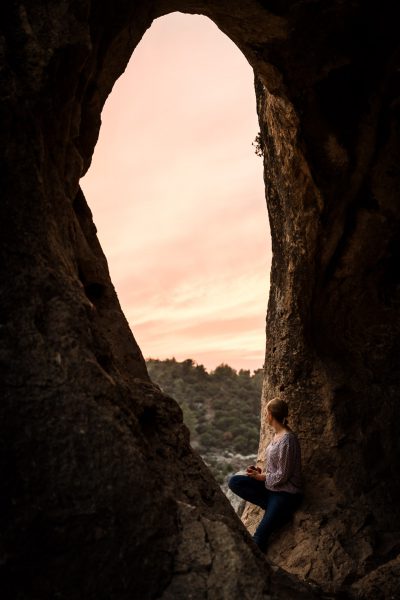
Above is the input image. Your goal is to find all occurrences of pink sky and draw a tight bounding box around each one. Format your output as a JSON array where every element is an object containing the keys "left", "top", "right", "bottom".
[{"left": 81, "top": 12, "right": 271, "bottom": 372}]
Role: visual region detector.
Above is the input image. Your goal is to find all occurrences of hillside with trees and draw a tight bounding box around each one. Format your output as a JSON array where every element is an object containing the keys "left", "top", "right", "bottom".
[{"left": 146, "top": 358, "right": 263, "bottom": 484}]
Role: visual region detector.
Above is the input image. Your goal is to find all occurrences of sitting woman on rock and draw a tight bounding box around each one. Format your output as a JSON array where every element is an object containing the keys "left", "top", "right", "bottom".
[{"left": 228, "top": 398, "right": 302, "bottom": 553}]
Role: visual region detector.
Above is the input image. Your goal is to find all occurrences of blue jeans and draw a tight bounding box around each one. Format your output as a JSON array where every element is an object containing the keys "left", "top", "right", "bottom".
[{"left": 228, "top": 474, "right": 302, "bottom": 552}]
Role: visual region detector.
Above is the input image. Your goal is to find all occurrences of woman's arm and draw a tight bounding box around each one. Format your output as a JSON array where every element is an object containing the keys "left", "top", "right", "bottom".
[{"left": 265, "top": 436, "right": 296, "bottom": 488}]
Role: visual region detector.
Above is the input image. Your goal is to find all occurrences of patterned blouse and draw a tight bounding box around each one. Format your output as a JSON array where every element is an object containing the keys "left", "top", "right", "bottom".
[{"left": 264, "top": 431, "right": 302, "bottom": 494}]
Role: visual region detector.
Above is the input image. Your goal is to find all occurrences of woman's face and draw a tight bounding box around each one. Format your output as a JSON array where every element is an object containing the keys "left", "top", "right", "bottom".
[{"left": 267, "top": 409, "right": 273, "bottom": 425}]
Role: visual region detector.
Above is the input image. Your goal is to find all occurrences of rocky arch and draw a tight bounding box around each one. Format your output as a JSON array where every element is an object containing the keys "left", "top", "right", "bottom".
[{"left": 1, "top": 1, "right": 400, "bottom": 599}]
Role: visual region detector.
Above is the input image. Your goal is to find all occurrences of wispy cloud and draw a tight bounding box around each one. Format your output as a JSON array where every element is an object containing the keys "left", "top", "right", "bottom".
[{"left": 81, "top": 12, "right": 271, "bottom": 371}]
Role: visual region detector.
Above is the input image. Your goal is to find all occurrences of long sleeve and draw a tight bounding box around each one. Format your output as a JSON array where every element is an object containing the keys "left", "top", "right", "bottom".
[{"left": 264, "top": 432, "right": 302, "bottom": 493}]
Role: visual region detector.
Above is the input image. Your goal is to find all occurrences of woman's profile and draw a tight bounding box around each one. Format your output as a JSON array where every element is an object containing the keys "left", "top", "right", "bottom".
[{"left": 228, "top": 397, "right": 302, "bottom": 552}]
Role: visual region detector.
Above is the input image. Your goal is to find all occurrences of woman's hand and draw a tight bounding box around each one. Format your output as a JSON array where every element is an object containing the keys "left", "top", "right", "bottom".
[{"left": 246, "top": 465, "right": 266, "bottom": 481}]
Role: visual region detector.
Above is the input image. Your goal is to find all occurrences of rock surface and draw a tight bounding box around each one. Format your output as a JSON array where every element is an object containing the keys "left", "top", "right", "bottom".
[
  {"left": 242, "top": 2, "right": 400, "bottom": 596},
  {"left": 1, "top": 1, "right": 400, "bottom": 599}
]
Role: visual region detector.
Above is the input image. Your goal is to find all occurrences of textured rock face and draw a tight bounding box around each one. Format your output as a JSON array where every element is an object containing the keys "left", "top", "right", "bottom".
[
  {"left": 242, "top": 4, "right": 400, "bottom": 595},
  {"left": 1, "top": 1, "right": 399, "bottom": 599}
]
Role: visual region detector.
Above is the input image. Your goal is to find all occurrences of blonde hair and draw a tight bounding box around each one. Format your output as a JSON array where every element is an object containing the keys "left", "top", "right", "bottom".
[{"left": 266, "top": 397, "right": 290, "bottom": 427}]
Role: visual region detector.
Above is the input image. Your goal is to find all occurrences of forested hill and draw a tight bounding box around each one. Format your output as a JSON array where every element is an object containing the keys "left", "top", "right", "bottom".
[{"left": 146, "top": 359, "right": 263, "bottom": 464}]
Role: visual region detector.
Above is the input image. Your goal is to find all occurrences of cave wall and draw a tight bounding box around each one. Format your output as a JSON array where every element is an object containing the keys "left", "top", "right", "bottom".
[
  {"left": 1, "top": 1, "right": 400, "bottom": 599},
  {"left": 243, "top": 3, "right": 400, "bottom": 592}
]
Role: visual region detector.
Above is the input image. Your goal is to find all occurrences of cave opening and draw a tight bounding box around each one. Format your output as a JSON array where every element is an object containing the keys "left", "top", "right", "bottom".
[{"left": 81, "top": 12, "right": 271, "bottom": 374}]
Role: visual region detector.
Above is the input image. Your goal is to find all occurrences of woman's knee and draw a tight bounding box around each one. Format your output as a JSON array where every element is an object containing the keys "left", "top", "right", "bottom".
[{"left": 228, "top": 473, "right": 246, "bottom": 493}]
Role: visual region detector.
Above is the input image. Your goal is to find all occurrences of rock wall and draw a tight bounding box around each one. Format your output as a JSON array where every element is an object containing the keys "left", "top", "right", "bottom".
[
  {"left": 1, "top": 1, "right": 399, "bottom": 599},
  {"left": 241, "top": 4, "right": 400, "bottom": 596}
]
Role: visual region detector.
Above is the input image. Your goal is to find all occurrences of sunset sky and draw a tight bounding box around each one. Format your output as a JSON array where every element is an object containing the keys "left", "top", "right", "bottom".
[{"left": 81, "top": 12, "right": 271, "bottom": 372}]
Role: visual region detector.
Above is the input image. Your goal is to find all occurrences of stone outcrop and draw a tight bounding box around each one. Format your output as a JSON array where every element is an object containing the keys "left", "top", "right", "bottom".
[
  {"left": 241, "top": 3, "right": 400, "bottom": 596},
  {"left": 1, "top": 1, "right": 399, "bottom": 599}
]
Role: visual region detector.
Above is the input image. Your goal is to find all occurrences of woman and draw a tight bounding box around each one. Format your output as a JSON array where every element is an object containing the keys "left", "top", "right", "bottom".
[{"left": 228, "top": 398, "right": 302, "bottom": 552}]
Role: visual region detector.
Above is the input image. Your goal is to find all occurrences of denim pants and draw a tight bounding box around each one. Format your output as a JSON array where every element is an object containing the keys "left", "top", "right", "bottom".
[{"left": 228, "top": 474, "right": 302, "bottom": 552}]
